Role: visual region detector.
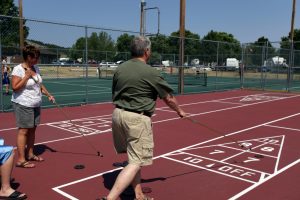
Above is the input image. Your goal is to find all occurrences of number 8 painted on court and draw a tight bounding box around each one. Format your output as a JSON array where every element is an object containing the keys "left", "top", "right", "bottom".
[{"left": 260, "top": 147, "right": 274, "bottom": 152}]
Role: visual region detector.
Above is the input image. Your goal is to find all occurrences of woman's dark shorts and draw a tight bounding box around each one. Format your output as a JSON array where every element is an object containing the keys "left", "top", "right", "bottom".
[{"left": 13, "top": 102, "right": 41, "bottom": 128}]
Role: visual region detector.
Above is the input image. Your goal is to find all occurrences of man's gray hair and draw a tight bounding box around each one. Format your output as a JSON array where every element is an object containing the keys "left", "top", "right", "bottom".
[{"left": 130, "top": 36, "right": 151, "bottom": 57}]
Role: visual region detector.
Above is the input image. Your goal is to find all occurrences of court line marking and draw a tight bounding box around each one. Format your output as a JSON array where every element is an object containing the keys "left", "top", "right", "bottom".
[
  {"left": 221, "top": 145, "right": 277, "bottom": 159},
  {"left": 211, "top": 100, "right": 245, "bottom": 105},
  {"left": 167, "top": 151, "right": 271, "bottom": 177},
  {"left": 181, "top": 135, "right": 283, "bottom": 151},
  {"left": 220, "top": 141, "right": 277, "bottom": 162},
  {"left": 46, "top": 124, "right": 98, "bottom": 136},
  {"left": 48, "top": 81, "right": 110, "bottom": 89},
  {"left": 52, "top": 112, "right": 300, "bottom": 199},
  {"left": 162, "top": 156, "right": 256, "bottom": 184},
  {"left": 228, "top": 159, "right": 300, "bottom": 200},
  {"left": 155, "top": 94, "right": 300, "bottom": 124},
  {"left": 2, "top": 93, "right": 299, "bottom": 147},
  {"left": 264, "top": 124, "right": 300, "bottom": 132},
  {"left": 275, "top": 135, "right": 285, "bottom": 172},
  {"left": 37, "top": 94, "right": 300, "bottom": 144},
  {"left": 0, "top": 92, "right": 296, "bottom": 132}
]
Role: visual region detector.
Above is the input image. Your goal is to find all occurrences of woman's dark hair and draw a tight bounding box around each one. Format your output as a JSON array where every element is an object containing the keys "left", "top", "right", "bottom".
[{"left": 22, "top": 45, "right": 40, "bottom": 60}]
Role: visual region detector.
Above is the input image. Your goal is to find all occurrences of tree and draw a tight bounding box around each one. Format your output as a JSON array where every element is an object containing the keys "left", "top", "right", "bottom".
[
  {"left": 280, "top": 29, "right": 300, "bottom": 50},
  {"left": 70, "top": 37, "right": 85, "bottom": 61},
  {"left": 115, "top": 33, "right": 134, "bottom": 61},
  {"left": 200, "top": 30, "right": 241, "bottom": 64},
  {"left": 0, "top": 0, "right": 29, "bottom": 47},
  {"left": 169, "top": 30, "right": 201, "bottom": 55},
  {"left": 247, "top": 37, "right": 276, "bottom": 66},
  {"left": 70, "top": 31, "right": 116, "bottom": 62},
  {"left": 280, "top": 29, "right": 300, "bottom": 66},
  {"left": 150, "top": 34, "right": 171, "bottom": 54},
  {"left": 116, "top": 33, "right": 134, "bottom": 52}
]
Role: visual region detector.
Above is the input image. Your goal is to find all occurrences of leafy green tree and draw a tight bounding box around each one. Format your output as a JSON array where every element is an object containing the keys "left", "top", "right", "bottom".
[
  {"left": 149, "top": 51, "right": 161, "bottom": 65},
  {"left": 0, "top": 0, "right": 29, "bottom": 47},
  {"left": 281, "top": 29, "right": 300, "bottom": 50},
  {"left": 150, "top": 34, "right": 171, "bottom": 54},
  {"left": 70, "top": 37, "right": 85, "bottom": 61},
  {"left": 115, "top": 33, "right": 134, "bottom": 61},
  {"left": 70, "top": 31, "right": 116, "bottom": 62},
  {"left": 247, "top": 37, "right": 276, "bottom": 65},
  {"left": 280, "top": 29, "right": 300, "bottom": 66},
  {"left": 116, "top": 33, "right": 134, "bottom": 52},
  {"left": 168, "top": 30, "right": 201, "bottom": 56},
  {"left": 200, "top": 30, "right": 241, "bottom": 64}
]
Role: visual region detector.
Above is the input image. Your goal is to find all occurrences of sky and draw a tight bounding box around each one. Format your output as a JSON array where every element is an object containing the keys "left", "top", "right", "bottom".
[{"left": 13, "top": 0, "right": 299, "bottom": 47}]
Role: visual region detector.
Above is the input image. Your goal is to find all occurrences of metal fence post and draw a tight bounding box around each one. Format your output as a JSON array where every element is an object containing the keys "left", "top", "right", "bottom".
[
  {"left": 215, "top": 41, "right": 219, "bottom": 90},
  {"left": 85, "top": 26, "right": 88, "bottom": 104},
  {"left": 287, "top": 41, "right": 294, "bottom": 91}
]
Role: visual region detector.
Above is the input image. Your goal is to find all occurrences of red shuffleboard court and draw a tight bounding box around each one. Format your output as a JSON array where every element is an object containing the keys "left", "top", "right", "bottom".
[{"left": 1, "top": 89, "right": 300, "bottom": 200}]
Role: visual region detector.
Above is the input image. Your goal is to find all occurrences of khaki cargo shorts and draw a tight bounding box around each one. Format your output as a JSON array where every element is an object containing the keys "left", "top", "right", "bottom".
[{"left": 112, "top": 108, "right": 154, "bottom": 166}]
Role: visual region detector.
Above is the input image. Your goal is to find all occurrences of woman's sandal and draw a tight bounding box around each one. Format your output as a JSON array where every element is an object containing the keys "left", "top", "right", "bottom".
[
  {"left": 27, "top": 155, "right": 44, "bottom": 162},
  {"left": 15, "top": 161, "right": 35, "bottom": 168},
  {"left": 0, "top": 190, "right": 27, "bottom": 200}
]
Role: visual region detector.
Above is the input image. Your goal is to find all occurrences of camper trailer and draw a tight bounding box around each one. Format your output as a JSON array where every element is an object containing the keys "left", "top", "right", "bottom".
[{"left": 226, "top": 58, "right": 239, "bottom": 71}]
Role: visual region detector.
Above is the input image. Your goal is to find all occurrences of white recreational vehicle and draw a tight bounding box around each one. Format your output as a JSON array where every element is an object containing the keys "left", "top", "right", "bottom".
[
  {"left": 226, "top": 58, "right": 239, "bottom": 71},
  {"left": 264, "top": 56, "right": 288, "bottom": 67}
]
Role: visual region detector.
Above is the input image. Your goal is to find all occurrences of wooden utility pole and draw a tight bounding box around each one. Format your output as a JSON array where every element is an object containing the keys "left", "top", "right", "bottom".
[
  {"left": 19, "top": 0, "right": 24, "bottom": 51},
  {"left": 178, "top": 0, "right": 185, "bottom": 94},
  {"left": 288, "top": 0, "right": 296, "bottom": 91},
  {"left": 290, "top": 0, "right": 296, "bottom": 43}
]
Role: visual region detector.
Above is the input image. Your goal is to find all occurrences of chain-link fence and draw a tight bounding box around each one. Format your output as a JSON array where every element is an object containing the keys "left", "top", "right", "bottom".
[{"left": 1, "top": 15, "right": 299, "bottom": 112}]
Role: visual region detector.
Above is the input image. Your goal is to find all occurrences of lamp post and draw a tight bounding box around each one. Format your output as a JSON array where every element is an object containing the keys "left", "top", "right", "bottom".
[
  {"left": 140, "top": 1, "right": 160, "bottom": 36},
  {"left": 144, "top": 7, "right": 160, "bottom": 35}
]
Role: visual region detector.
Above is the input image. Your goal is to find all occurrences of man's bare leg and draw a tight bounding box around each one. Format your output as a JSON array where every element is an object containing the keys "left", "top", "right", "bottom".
[
  {"left": 106, "top": 163, "right": 141, "bottom": 200},
  {"left": 131, "top": 169, "right": 150, "bottom": 200}
]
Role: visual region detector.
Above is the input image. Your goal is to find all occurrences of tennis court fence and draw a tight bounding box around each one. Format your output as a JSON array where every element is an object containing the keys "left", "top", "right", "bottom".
[{"left": 1, "top": 15, "right": 300, "bottom": 112}]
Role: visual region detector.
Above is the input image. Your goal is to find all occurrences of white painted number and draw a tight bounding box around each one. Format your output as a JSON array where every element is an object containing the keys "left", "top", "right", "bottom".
[
  {"left": 243, "top": 156, "right": 260, "bottom": 163},
  {"left": 183, "top": 157, "right": 203, "bottom": 164},
  {"left": 261, "top": 147, "right": 274, "bottom": 152},
  {"left": 240, "top": 142, "right": 252, "bottom": 147},
  {"left": 209, "top": 149, "right": 225, "bottom": 154}
]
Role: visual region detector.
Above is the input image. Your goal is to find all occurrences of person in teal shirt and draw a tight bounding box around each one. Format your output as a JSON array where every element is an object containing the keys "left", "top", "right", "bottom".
[{"left": 0, "top": 141, "right": 27, "bottom": 199}]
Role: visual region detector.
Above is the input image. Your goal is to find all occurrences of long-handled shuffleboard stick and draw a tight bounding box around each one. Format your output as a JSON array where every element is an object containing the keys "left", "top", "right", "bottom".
[
  {"left": 26, "top": 68, "right": 103, "bottom": 157},
  {"left": 184, "top": 117, "right": 264, "bottom": 158},
  {"left": 53, "top": 100, "right": 103, "bottom": 157},
  {"left": 184, "top": 117, "right": 250, "bottom": 149}
]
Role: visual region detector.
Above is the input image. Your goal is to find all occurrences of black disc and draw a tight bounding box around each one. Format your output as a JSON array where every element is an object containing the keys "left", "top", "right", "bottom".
[
  {"left": 254, "top": 154, "right": 264, "bottom": 158},
  {"left": 74, "top": 164, "right": 85, "bottom": 169}
]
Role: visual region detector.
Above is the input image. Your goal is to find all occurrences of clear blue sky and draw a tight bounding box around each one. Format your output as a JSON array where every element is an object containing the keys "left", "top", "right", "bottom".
[{"left": 14, "top": 0, "right": 299, "bottom": 47}]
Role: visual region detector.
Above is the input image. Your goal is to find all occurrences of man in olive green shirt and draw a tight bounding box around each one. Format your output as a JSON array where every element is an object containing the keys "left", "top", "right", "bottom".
[{"left": 102, "top": 36, "right": 186, "bottom": 200}]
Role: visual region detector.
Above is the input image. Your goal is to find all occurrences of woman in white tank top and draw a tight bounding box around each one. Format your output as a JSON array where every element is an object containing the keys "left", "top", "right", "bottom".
[{"left": 11, "top": 45, "right": 55, "bottom": 168}]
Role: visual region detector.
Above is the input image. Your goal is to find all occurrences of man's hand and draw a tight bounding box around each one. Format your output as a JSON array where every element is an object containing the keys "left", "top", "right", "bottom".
[
  {"left": 163, "top": 94, "right": 187, "bottom": 118},
  {"left": 178, "top": 109, "right": 187, "bottom": 118}
]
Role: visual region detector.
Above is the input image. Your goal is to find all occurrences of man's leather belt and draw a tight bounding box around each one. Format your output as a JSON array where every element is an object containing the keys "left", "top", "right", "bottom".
[{"left": 116, "top": 105, "right": 151, "bottom": 117}]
